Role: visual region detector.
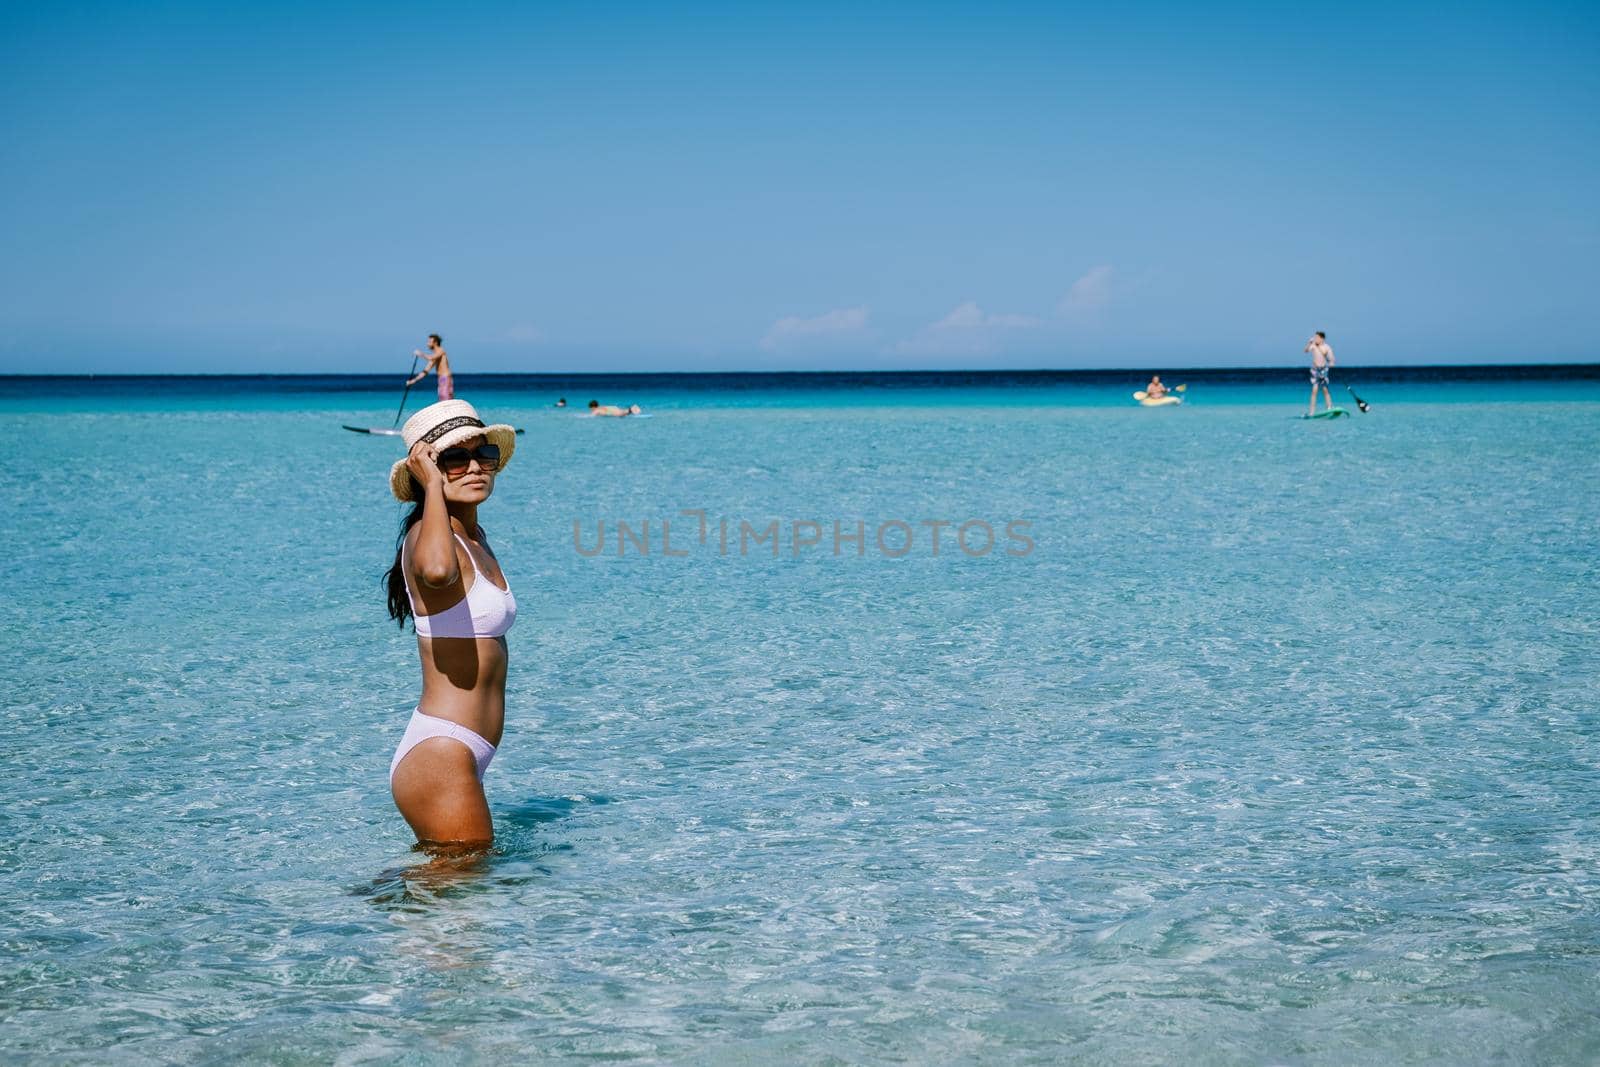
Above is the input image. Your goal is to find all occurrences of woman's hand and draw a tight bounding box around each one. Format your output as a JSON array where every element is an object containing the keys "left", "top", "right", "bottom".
[{"left": 406, "top": 441, "right": 444, "bottom": 494}]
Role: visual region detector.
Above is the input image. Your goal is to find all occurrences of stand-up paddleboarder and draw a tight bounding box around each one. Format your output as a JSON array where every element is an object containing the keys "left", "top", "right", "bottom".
[
  {"left": 1305, "top": 331, "right": 1335, "bottom": 415},
  {"left": 408, "top": 334, "right": 454, "bottom": 401}
]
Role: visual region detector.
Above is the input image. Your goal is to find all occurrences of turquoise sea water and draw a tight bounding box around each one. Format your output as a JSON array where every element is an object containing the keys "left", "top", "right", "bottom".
[{"left": 3, "top": 371, "right": 1599, "bottom": 1063}]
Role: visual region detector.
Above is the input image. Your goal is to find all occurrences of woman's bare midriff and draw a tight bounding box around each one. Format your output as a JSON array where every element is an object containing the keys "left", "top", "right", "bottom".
[{"left": 413, "top": 635, "right": 508, "bottom": 747}]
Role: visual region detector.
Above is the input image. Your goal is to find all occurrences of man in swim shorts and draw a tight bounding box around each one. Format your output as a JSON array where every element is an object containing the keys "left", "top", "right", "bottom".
[
  {"left": 1145, "top": 375, "right": 1168, "bottom": 399},
  {"left": 408, "top": 333, "right": 454, "bottom": 401},
  {"left": 1305, "top": 331, "right": 1335, "bottom": 415}
]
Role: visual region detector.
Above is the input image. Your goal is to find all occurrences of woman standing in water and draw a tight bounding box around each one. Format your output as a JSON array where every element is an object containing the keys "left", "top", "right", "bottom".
[{"left": 384, "top": 400, "right": 518, "bottom": 848}]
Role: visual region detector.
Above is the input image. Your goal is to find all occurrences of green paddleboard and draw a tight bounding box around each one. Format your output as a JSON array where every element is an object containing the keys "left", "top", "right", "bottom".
[{"left": 1300, "top": 407, "right": 1348, "bottom": 420}]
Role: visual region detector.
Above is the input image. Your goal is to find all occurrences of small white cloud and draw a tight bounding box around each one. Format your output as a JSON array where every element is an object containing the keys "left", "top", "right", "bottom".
[
  {"left": 504, "top": 323, "right": 543, "bottom": 343},
  {"left": 760, "top": 306, "right": 869, "bottom": 351},
  {"left": 930, "top": 302, "right": 1040, "bottom": 332},
  {"left": 1059, "top": 266, "right": 1114, "bottom": 314},
  {"left": 896, "top": 302, "right": 1039, "bottom": 356},
  {"left": 934, "top": 302, "right": 986, "bottom": 330}
]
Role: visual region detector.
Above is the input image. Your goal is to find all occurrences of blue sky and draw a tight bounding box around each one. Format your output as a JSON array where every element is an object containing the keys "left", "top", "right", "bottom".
[{"left": 2, "top": 1, "right": 1596, "bottom": 373}]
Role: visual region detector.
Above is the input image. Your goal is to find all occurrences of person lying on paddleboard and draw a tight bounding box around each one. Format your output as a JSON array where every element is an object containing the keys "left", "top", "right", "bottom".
[
  {"left": 586, "top": 400, "right": 642, "bottom": 417},
  {"left": 1145, "top": 375, "right": 1168, "bottom": 400},
  {"left": 407, "top": 334, "right": 454, "bottom": 401},
  {"left": 1305, "top": 331, "right": 1335, "bottom": 415}
]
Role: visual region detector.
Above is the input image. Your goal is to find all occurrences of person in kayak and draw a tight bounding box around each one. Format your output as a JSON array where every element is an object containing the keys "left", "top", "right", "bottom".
[
  {"left": 1305, "top": 331, "right": 1335, "bottom": 415},
  {"left": 408, "top": 334, "right": 454, "bottom": 401},
  {"left": 1145, "top": 375, "right": 1168, "bottom": 400}
]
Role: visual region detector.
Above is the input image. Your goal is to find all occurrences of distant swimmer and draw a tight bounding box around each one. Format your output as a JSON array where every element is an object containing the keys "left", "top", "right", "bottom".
[
  {"left": 1145, "top": 375, "right": 1168, "bottom": 399},
  {"left": 555, "top": 398, "right": 567, "bottom": 408},
  {"left": 407, "top": 334, "right": 454, "bottom": 401},
  {"left": 587, "top": 400, "right": 642, "bottom": 417},
  {"left": 1305, "top": 331, "right": 1335, "bottom": 415}
]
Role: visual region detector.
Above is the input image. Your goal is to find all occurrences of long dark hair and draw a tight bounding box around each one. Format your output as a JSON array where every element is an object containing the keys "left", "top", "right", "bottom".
[{"left": 385, "top": 488, "right": 426, "bottom": 626}]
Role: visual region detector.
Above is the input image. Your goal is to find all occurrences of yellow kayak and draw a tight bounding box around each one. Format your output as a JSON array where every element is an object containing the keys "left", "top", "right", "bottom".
[{"left": 1133, "top": 391, "right": 1182, "bottom": 406}]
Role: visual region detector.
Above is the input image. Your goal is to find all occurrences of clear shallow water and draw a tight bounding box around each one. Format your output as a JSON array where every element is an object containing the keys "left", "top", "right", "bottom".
[{"left": 3, "top": 373, "right": 1599, "bottom": 1063}]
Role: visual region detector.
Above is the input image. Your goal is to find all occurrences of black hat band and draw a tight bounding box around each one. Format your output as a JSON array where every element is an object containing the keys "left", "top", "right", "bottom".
[{"left": 422, "top": 416, "right": 485, "bottom": 443}]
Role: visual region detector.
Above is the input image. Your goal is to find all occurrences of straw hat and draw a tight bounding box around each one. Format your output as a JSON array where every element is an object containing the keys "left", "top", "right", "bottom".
[{"left": 389, "top": 399, "right": 517, "bottom": 501}]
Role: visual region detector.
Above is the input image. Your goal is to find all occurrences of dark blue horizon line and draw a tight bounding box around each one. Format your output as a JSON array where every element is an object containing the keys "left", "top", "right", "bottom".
[{"left": 8, "top": 361, "right": 1600, "bottom": 385}]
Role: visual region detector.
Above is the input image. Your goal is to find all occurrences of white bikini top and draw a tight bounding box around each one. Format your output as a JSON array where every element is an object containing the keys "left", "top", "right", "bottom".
[{"left": 405, "top": 532, "right": 517, "bottom": 639}]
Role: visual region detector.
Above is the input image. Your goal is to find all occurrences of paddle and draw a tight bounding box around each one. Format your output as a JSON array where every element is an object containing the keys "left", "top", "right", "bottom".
[
  {"left": 1345, "top": 385, "right": 1370, "bottom": 413},
  {"left": 393, "top": 353, "right": 421, "bottom": 427}
]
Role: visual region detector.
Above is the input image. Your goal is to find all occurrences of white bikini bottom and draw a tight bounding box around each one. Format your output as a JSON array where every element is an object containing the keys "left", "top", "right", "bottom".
[{"left": 390, "top": 708, "right": 496, "bottom": 784}]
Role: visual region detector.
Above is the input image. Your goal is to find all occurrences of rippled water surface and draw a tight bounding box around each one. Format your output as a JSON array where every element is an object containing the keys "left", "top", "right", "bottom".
[{"left": 3, "top": 375, "right": 1599, "bottom": 1063}]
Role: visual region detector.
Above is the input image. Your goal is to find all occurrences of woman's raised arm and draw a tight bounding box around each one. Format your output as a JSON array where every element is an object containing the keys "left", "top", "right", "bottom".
[{"left": 404, "top": 442, "right": 461, "bottom": 588}]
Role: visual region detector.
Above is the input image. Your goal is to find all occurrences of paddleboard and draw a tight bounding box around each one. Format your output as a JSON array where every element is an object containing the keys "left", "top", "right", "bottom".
[
  {"left": 571, "top": 412, "right": 654, "bottom": 418},
  {"left": 1299, "top": 408, "right": 1348, "bottom": 420},
  {"left": 1133, "top": 391, "right": 1182, "bottom": 406},
  {"left": 342, "top": 425, "right": 527, "bottom": 434}
]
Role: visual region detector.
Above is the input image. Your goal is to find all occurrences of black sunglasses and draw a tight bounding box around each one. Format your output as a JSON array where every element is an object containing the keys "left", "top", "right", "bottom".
[{"left": 436, "top": 443, "right": 501, "bottom": 474}]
